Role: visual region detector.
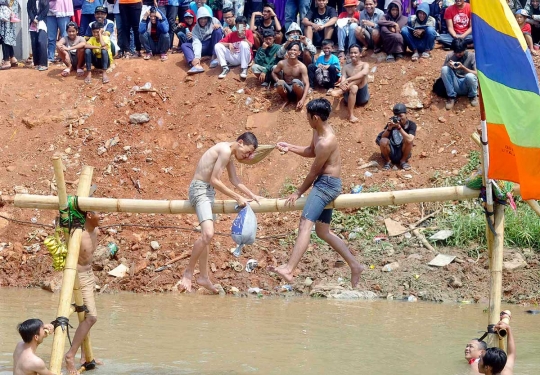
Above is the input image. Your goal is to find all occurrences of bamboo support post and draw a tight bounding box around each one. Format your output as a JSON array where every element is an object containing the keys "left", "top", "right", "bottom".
[
  {"left": 49, "top": 165, "right": 94, "bottom": 375},
  {"left": 487, "top": 203, "right": 505, "bottom": 350}
]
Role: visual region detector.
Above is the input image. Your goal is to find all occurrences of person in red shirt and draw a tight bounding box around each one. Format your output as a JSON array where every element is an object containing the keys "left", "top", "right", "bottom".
[
  {"left": 336, "top": 0, "right": 360, "bottom": 53},
  {"left": 214, "top": 16, "right": 254, "bottom": 79},
  {"left": 515, "top": 9, "right": 538, "bottom": 55},
  {"left": 438, "top": 0, "right": 473, "bottom": 49}
]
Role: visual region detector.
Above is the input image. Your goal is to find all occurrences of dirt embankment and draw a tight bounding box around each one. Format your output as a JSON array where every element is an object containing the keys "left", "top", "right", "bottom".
[{"left": 0, "top": 48, "right": 539, "bottom": 303}]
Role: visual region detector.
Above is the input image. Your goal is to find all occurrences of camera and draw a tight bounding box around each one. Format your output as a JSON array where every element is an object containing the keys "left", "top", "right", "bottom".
[
  {"left": 391, "top": 115, "right": 399, "bottom": 124},
  {"left": 453, "top": 62, "right": 460, "bottom": 68},
  {"left": 292, "top": 35, "right": 299, "bottom": 40}
]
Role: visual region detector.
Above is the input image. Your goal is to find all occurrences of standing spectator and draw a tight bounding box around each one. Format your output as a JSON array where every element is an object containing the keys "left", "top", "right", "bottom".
[
  {"left": 0, "top": 0, "right": 20, "bottom": 69},
  {"left": 251, "top": 29, "right": 280, "bottom": 85},
  {"left": 440, "top": 38, "right": 477, "bottom": 110},
  {"left": 189, "top": 0, "right": 212, "bottom": 15},
  {"left": 84, "top": 22, "right": 113, "bottom": 83},
  {"left": 354, "top": 0, "right": 383, "bottom": 54},
  {"left": 80, "top": 0, "right": 104, "bottom": 36},
  {"left": 181, "top": 7, "right": 222, "bottom": 74},
  {"left": 159, "top": 0, "right": 178, "bottom": 50},
  {"left": 28, "top": 0, "right": 49, "bottom": 71},
  {"left": 175, "top": 9, "right": 196, "bottom": 46},
  {"left": 529, "top": 0, "right": 540, "bottom": 44},
  {"left": 141, "top": 0, "right": 155, "bottom": 20},
  {"left": 56, "top": 21, "right": 86, "bottom": 76},
  {"left": 438, "top": 0, "right": 472, "bottom": 49},
  {"left": 277, "top": 22, "right": 316, "bottom": 64},
  {"left": 223, "top": 0, "right": 244, "bottom": 17},
  {"left": 302, "top": 0, "right": 338, "bottom": 47},
  {"left": 401, "top": 2, "right": 436, "bottom": 61},
  {"left": 119, "top": 0, "right": 142, "bottom": 57},
  {"left": 307, "top": 39, "right": 340, "bottom": 93},
  {"left": 46, "top": 0, "right": 74, "bottom": 63},
  {"left": 72, "top": 0, "right": 83, "bottom": 26},
  {"left": 113, "top": 0, "right": 134, "bottom": 57},
  {"left": 336, "top": 0, "right": 360, "bottom": 55},
  {"left": 377, "top": 0, "right": 406, "bottom": 61},
  {"left": 250, "top": 2, "right": 282, "bottom": 48},
  {"left": 267, "top": 0, "right": 285, "bottom": 27},
  {"left": 284, "top": 0, "right": 311, "bottom": 31},
  {"left": 214, "top": 15, "right": 253, "bottom": 79},
  {"left": 139, "top": 6, "right": 170, "bottom": 60}
]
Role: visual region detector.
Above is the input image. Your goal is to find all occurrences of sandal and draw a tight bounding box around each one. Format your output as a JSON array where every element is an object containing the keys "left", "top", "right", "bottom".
[
  {"left": 400, "top": 162, "right": 411, "bottom": 171},
  {"left": 160, "top": 54, "right": 168, "bottom": 61},
  {"left": 102, "top": 76, "right": 110, "bottom": 84},
  {"left": 144, "top": 52, "right": 152, "bottom": 60},
  {"left": 411, "top": 52, "right": 419, "bottom": 61},
  {"left": 84, "top": 76, "right": 92, "bottom": 84},
  {"left": 1, "top": 61, "right": 11, "bottom": 70},
  {"left": 38, "top": 66, "right": 48, "bottom": 71},
  {"left": 421, "top": 51, "right": 431, "bottom": 59},
  {"left": 76, "top": 68, "right": 84, "bottom": 77},
  {"left": 61, "top": 68, "right": 70, "bottom": 77},
  {"left": 383, "top": 162, "right": 391, "bottom": 171},
  {"left": 386, "top": 54, "right": 395, "bottom": 62}
]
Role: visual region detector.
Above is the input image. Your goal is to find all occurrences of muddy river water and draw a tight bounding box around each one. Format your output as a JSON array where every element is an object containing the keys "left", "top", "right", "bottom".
[{"left": 0, "top": 288, "right": 539, "bottom": 374}]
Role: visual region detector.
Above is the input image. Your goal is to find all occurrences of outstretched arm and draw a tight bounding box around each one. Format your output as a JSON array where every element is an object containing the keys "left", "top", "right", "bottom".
[
  {"left": 277, "top": 136, "right": 316, "bottom": 158},
  {"left": 497, "top": 322, "right": 515, "bottom": 375}
]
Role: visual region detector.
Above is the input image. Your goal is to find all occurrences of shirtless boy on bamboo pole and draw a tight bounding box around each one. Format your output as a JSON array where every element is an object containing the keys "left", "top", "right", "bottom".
[
  {"left": 330, "top": 44, "right": 370, "bottom": 123},
  {"left": 181, "top": 132, "right": 263, "bottom": 293},
  {"left": 65, "top": 212, "right": 100, "bottom": 375},
  {"left": 13, "top": 319, "right": 55, "bottom": 375},
  {"left": 271, "top": 98, "right": 365, "bottom": 287},
  {"left": 272, "top": 41, "right": 310, "bottom": 110}
]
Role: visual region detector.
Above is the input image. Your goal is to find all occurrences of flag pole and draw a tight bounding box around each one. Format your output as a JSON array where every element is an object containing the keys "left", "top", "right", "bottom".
[{"left": 478, "top": 86, "right": 506, "bottom": 351}]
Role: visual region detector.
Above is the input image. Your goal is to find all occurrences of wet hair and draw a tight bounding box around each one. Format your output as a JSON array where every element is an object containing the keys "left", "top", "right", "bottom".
[
  {"left": 307, "top": 98, "right": 332, "bottom": 121},
  {"left": 66, "top": 21, "right": 79, "bottom": 31},
  {"left": 452, "top": 37, "right": 467, "bottom": 53},
  {"left": 237, "top": 132, "right": 258, "bottom": 149},
  {"left": 482, "top": 348, "right": 507, "bottom": 373},
  {"left": 222, "top": 7, "right": 234, "bottom": 15},
  {"left": 349, "top": 43, "right": 361, "bottom": 53},
  {"left": 235, "top": 16, "right": 247, "bottom": 25},
  {"left": 91, "top": 22, "right": 104, "bottom": 30},
  {"left": 322, "top": 39, "right": 334, "bottom": 47},
  {"left": 263, "top": 2, "right": 275, "bottom": 11},
  {"left": 472, "top": 339, "right": 488, "bottom": 351},
  {"left": 17, "top": 319, "right": 43, "bottom": 343},
  {"left": 286, "top": 41, "right": 301, "bottom": 51}
]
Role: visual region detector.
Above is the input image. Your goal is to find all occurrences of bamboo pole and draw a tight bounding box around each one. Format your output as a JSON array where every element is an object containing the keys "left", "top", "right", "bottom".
[
  {"left": 49, "top": 165, "right": 94, "bottom": 375},
  {"left": 487, "top": 203, "right": 505, "bottom": 350}
]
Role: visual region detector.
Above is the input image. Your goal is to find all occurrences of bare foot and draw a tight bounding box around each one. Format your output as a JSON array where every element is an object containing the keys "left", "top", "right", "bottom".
[
  {"left": 65, "top": 354, "right": 79, "bottom": 375},
  {"left": 351, "top": 263, "right": 366, "bottom": 288},
  {"left": 180, "top": 269, "right": 193, "bottom": 292},
  {"left": 349, "top": 115, "right": 359, "bottom": 123},
  {"left": 196, "top": 276, "right": 218, "bottom": 294},
  {"left": 267, "top": 265, "right": 294, "bottom": 283}
]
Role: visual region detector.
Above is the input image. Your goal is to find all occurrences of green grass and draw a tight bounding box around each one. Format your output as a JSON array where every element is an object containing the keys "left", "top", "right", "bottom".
[{"left": 279, "top": 178, "right": 297, "bottom": 198}]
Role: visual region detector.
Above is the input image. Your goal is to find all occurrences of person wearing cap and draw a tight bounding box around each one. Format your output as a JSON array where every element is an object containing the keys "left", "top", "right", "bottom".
[
  {"left": 438, "top": 0, "right": 473, "bottom": 49},
  {"left": 336, "top": 0, "right": 360, "bottom": 55},
  {"left": 440, "top": 38, "right": 477, "bottom": 110},
  {"left": 84, "top": 6, "right": 115, "bottom": 38},
  {"left": 80, "top": 0, "right": 104, "bottom": 37},
  {"left": 252, "top": 29, "right": 280, "bottom": 85},
  {"left": 139, "top": 7, "right": 170, "bottom": 60},
  {"left": 375, "top": 102, "right": 416, "bottom": 171},
  {"left": 175, "top": 9, "right": 196, "bottom": 47},
  {"left": 355, "top": 0, "right": 383, "bottom": 55},
  {"left": 214, "top": 16, "right": 253, "bottom": 79},
  {"left": 515, "top": 9, "right": 538, "bottom": 55},
  {"left": 302, "top": 0, "right": 338, "bottom": 46},
  {"left": 45, "top": 0, "right": 74, "bottom": 62}
]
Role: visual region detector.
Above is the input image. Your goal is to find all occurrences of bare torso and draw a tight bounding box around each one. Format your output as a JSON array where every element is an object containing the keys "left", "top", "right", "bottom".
[
  {"left": 344, "top": 61, "right": 368, "bottom": 88},
  {"left": 281, "top": 59, "right": 304, "bottom": 84},
  {"left": 192, "top": 142, "right": 232, "bottom": 183},
  {"left": 13, "top": 343, "right": 43, "bottom": 375},
  {"left": 313, "top": 125, "right": 341, "bottom": 178},
  {"left": 78, "top": 228, "right": 98, "bottom": 272}
]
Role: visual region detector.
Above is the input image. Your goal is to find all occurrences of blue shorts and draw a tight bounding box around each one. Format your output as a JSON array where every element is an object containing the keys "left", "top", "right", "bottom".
[{"left": 301, "top": 175, "right": 342, "bottom": 224}]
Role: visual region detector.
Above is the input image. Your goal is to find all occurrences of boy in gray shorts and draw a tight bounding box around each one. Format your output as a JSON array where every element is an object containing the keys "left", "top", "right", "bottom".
[{"left": 181, "top": 132, "right": 264, "bottom": 293}]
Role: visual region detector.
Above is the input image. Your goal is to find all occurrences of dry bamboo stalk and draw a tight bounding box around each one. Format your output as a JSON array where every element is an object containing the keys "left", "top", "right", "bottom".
[
  {"left": 488, "top": 203, "right": 505, "bottom": 350},
  {"left": 49, "top": 166, "right": 94, "bottom": 375},
  {"left": 411, "top": 228, "right": 436, "bottom": 253}
]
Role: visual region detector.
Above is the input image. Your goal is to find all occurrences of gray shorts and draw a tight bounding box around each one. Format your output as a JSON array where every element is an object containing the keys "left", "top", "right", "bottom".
[
  {"left": 344, "top": 84, "right": 370, "bottom": 106},
  {"left": 277, "top": 79, "right": 304, "bottom": 101},
  {"left": 188, "top": 180, "right": 215, "bottom": 224}
]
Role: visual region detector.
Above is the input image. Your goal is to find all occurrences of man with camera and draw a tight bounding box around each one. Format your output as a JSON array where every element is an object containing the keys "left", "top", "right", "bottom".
[
  {"left": 375, "top": 103, "right": 416, "bottom": 171},
  {"left": 214, "top": 16, "right": 253, "bottom": 79},
  {"left": 440, "top": 37, "right": 478, "bottom": 110}
]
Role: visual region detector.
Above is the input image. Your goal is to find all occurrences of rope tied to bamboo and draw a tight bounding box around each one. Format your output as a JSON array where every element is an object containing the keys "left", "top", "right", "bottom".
[
  {"left": 72, "top": 303, "right": 89, "bottom": 314},
  {"left": 51, "top": 316, "right": 73, "bottom": 346},
  {"left": 59, "top": 196, "right": 86, "bottom": 232}
]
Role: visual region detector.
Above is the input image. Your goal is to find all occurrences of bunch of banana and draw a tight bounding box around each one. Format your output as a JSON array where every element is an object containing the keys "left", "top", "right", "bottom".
[{"left": 44, "top": 231, "right": 67, "bottom": 271}]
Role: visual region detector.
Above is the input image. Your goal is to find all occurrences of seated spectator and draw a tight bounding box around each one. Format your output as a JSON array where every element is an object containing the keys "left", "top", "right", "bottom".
[
  {"left": 215, "top": 16, "right": 253, "bottom": 79},
  {"left": 336, "top": 0, "right": 360, "bottom": 54},
  {"left": 440, "top": 38, "right": 477, "bottom": 110},
  {"left": 174, "top": 10, "right": 196, "bottom": 47},
  {"left": 56, "top": 21, "right": 86, "bottom": 77},
  {"left": 401, "top": 2, "right": 436, "bottom": 61},
  {"left": 307, "top": 39, "right": 340, "bottom": 93},
  {"left": 378, "top": 0, "right": 407, "bottom": 61},
  {"left": 277, "top": 22, "right": 316, "bottom": 65},
  {"left": 330, "top": 44, "right": 369, "bottom": 122},
  {"left": 355, "top": 0, "right": 383, "bottom": 54},
  {"left": 515, "top": 9, "right": 538, "bottom": 55},
  {"left": 250, "top": 2, "right": 283, "bottom": 48},
  {"left": 252, "top": 29, "right": 280, "bottom": 86},
  {"left": 181, "top": 7, "right": 223, "bottom": 74},
  {"left": 302, "top": 0, "right": 338, "bottom": 47},
  {"left": 530, "top": 0, "right": 540, "bottom": 44},
  {"left": 222, "top": 7, "right": 237, "bottom": 35},
  {"left": 28, "top": 0, "right": 49, "bottom": 71},
  {"left": 139, "top": 7, "right": 170, "bottom": 61},
  {"left": 272, "top": 42, "right": 310, "bottom": 109},
  {"left": 84, "top": 22, "right": 113, "bottom": 83},
  {"left": 438, "top": 0, "right": 472, "bottom": 49},
  {"left": 375, "top": 103, "right": 416, "bottom": 171},
  {"left": 464, "top": 339, "right": 487, "bottom": 373}
]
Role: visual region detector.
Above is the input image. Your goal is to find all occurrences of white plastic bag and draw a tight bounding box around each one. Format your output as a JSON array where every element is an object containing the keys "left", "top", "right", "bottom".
[{"left": 231, "top": 205, "right": 257, "bottom": 257}]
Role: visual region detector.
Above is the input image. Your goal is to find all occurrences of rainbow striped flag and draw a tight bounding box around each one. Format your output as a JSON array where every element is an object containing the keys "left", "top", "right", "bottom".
[{"left": 471, "top": 0, "right": 540, "bottom": 200}]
